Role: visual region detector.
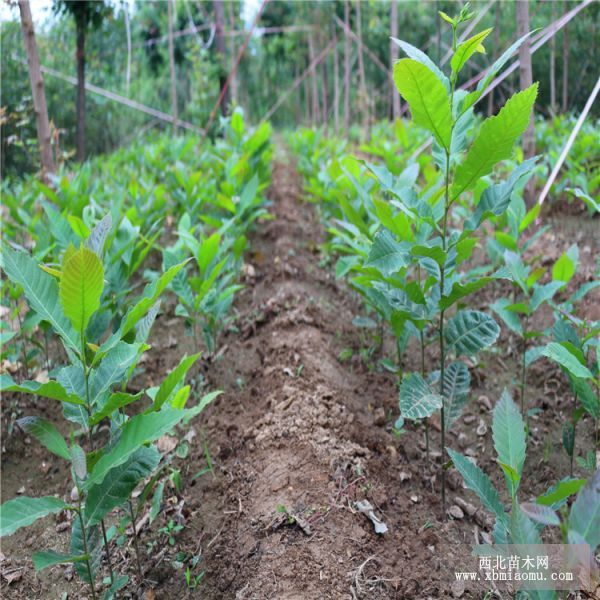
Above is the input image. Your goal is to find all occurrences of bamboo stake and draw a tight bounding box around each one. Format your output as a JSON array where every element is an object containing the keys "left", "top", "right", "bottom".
[{"left": 538, "top": 75, "right": 600, "bottom": 206}]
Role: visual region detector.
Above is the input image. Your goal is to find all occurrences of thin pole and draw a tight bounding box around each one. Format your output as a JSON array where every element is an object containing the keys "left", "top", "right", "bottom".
[{"left": 539, "top": 75, "right": 600, "bottom": 206}]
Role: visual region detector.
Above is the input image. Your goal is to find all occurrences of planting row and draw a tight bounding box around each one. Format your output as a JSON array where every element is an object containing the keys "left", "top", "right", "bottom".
[
  {"left": 0, "top": 110, "right": 272, "bottom": 597},
  {"left": 289, "top": 8, "right": 599, "bottom": 596}
]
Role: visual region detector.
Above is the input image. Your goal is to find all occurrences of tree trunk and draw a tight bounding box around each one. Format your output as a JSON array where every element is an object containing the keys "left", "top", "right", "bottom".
[
  {"left": 487, "top": 1, "right": 502, "bottom": 116},
  {"left": 333, "top": 29, "right": 340, "bottom": 134},
  {"left": 549, "top": 0, "right": 556, "bottom": 113},
  {"left": 355, "top": 0, "right": 368, "bottom": 139},
  {"left": 562, "top": 0, "right": 569, "bottom": 112},
  {"left": 321, "top": 33, "right": 329, "bottom": 130},
  {"left": 214, "top": 0, "right": 230, "bottom": 113},
  {"left": 228, "top": 1, "right": 238, "bottom": 105},
  {"left": 343, "top": 0, "right": 351, "bottom": 135},
  {"left": 75, "top": 22, "right": 85, "bottom": 161},
  {"left": 124, "top": 5, "right": 132, "bottom": 96},
  {"left": 390, "top": 0, "right": 400, "bottom": 120},
  {"left": 167, "top": 0, "right": 178, "bottom": 134},
  {"left": 18, "top": 0, "right": 55, "bottom": 179},
  {"left": 304, "top": 68, "right": 311, "bottom": 125},
  {"left": 516, "top": 0, "right": 535, "bottom": 202},
  {"left": 308, "top": 32, "right": 320, "bottom": 126}
]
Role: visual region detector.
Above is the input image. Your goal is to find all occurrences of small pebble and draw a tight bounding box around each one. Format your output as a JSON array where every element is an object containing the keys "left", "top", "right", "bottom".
[
  {"left": 448, "top": 505, "right": 464, "bottom": 520},
  {"left": 476, "top": 419, "right": 488, "bottom": 436}
]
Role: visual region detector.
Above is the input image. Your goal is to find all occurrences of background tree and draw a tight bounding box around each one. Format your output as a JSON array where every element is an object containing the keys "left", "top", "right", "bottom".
[
  {"left": 18, "top": 0, "right": 55, "bottom": 180},
  {"left": 53, "top": 0, "right": 112, "bottom": 161}
]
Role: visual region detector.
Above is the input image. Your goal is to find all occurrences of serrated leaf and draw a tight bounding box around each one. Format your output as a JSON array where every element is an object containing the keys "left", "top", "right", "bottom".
[
  {"left": 445, "top": 310, "right": 500, "bottom": 356},
  {"left": 442, "top": 361, "right": 470, "bottom": 431},
  {"left": 537, "top": 478, "right": 586, "bottom": 508},
  {"left": 399, "top": 373, "right": 443, "bottom": 420},
  {"left": 0, "top": 496, "right": 68, "bottom": 537},
  {"left": 451, "top": 28, "right": 492, "bottom": 75},
  {"left": 393, "top": 59, "right": 452, "bottom": 151},
  {"left": 439, "top": 278, "right": 491, "bottom": 311},
  {"left": 520, "top": 502, "right": 560, "bottom": 526},
  {"left": 152, "top": 353, "right": 200, "bottom": 411},
  {"left": 85, "top": 446, "right": 160, "bottom": 526},
  {"left": 451, "top": 84, "right": 538, "bottom": 200},
  {"left": 542, "top": 342, "right": 593, "bottom": 379},
  {"left": 70, "top": 517, "right": 101, "bottom": 584},
  {"left": 89, "top": 391, "right": 143, "bottom": 426},
  {"left": 492, "top": 389, "right": 526, "bottom": 492},
  {"left": 1, "top": 375, "right": 85, "bottom": 406},
  {"left": 59, "top": 247, "right": 104, "bottom": 334},
  {"left": 85, "top": 214, "right": 112, "bottom": 257},
  {"left": 70, "top": 444, "right": 87, "bottom": 480},
  {"left": 491, "top": 298, "right": 523, "bottom": 335},
  {"left": 390, "top": 38, "right": 449, "bottom": 89},
  {"left": 530, "top": 281, "right": 563, "bottom": 311},
  {"left": 447, "top": 448, "right": 506, "bottom": 524},
  {"left": 0, "top": 246, "right": 79, "bottom": 353},
  {"left": 569, "top": 470, "right": 600, "bottom": 551},
  {"left": 17, "top": 416, "right": 70, "bottom": 460},
  {"left": 32, "top": 550, "right": 87, "bottom": 571},
  {"left": 135, "top": 301, "right": 161, "bottom": 343},
  {"left": 85, "top": 408, "right": 188, "bottom": 489},
  {"left": 366, "top": 228, "right": 409, "bottom": 275},
  {"left": 510, "top": 503, "right": 541, "bottom": 545}
]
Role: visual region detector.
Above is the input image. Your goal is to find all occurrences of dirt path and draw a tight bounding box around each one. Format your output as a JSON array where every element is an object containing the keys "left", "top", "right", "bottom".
[{"left": 157, "top": 156, "right": 485, "bottom": 600}]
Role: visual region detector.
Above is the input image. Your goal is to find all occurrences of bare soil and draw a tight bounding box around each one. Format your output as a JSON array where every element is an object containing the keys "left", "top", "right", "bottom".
[{"left": 1, "top": 155, "right": 598, "bottom": 600}]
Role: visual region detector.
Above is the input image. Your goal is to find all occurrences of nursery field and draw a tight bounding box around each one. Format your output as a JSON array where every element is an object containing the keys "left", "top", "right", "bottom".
[{"left": 1, "top": 1, "right": 600, "bottom": 599}]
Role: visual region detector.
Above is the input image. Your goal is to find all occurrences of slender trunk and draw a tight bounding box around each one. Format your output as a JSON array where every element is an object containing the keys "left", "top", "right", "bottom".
[
  {"left": 562, "top": 0, "right": 569, "bottom": 112},
  {"left": 550, "top": 0, "right": 556, "bottom": 113},
  {"left": 516, "top": 0, "right": 535, "bottom": 202},
  {"left": 18, "top": 0, "right": 55, "bottom": 180},
  {"left": 124, "top": 5, "right": 132, "bottom": 96},
  {"left": 436, "top": 0, "right": 441, "bottom": 62},
  {"left": 343, "top": 0, "right": 351, "bottom": 135},
  {"left": 487, "top": 2, "right": 502, "bottom": 116},
  {"left": 308, "top": 32, "right": 320, "bottom": 126},
  {"left": 321, "top": 34, "right": 329, "bottom": 130},
  {"left": 304, "top": 67, "right": 311, "bottom": 125},
  {"left": 228, "top": 1, "right": 238, "bottom": 105},
  {"left": 333, "top": 29, "right": 340, "bottom": 134},
  {"left": 294, "top": 62, "right": 302, "bottom": 125},
  {"left": 355, "top": 0, "right": 368, "bottom": 139},
  {"left": 214, "top": 0, "right": 230, "bottom": 113},
  {"left": 390, "top": 0, "right": 400, "bottom": 120},
  {"left": 75, "top": 23, "right": 86, "bottom": 162},
  {"left": 167, "top": 0, "right": 178, "bottom": 134}
]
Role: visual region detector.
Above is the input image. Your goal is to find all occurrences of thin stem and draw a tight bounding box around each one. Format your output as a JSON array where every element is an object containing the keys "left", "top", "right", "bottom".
[
  {"left": 16, "top": 310, "right": 30, "bottom": 382},
  {"left": 78, "top": 503, "right": 97, "bottom": 600},
  {"left": 520, "top": 315, "right": 529, "bottom": 414},
  {"left": 128, "top": 499, "right": 144, "bottom": 583},
  {"left": 101, "top": 519, "right": 116, "bottom": 586},
  {"left": 418, "top": 265, "right": 429, "bottom": 461}
]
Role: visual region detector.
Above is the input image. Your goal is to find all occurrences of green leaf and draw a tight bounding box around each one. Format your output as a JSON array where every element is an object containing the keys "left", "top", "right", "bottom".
[
  {"left": 568, "top": 470, "right": 600, "bottom": 551},
  {"left": 530, "top": 281, "right": 563, "bottom": 311},
  {"left": 366, "top": 229, "right": 409, "bottom": 275},
  {"left": 0, "top": 496, "right": 68, "bottom": 537},
  {"left": 552, "top": 244, "right": 578, "bottom": 285},
  {"left": 451, "top": 84, "right": 538, "bottom": 200},
  {"left": 89, "top": 342, "right": 143, "bottom": 405},
  {"left": 17, "top": 416, "right": 70, "bottom": 460},
  {"left": 491, "top": 298, "right": 523, "bottom": 336},
  {"left": 0, "top": 375, "right": 85, "bottom": 406},
  {"left": 152, "top": 353, "right": 201, "bottom": 411},
  {"left": 70, "top": 518, "right": 101, "bottom": 584},
  {"left": 519, "top": 503, "right": 560, "bottom": 526},
  {"left": 439, "top": 278, "right": 491, "bottom": 311},
  {"left": 562, "top": 421, "right": 575, "bottom": 457},
  {"left": 85, "top": 214, "right": 112, "bottom": 256},
  {"left": 0, "top": 246, "right": 79, "bottom": 353},
  {"left": 445, "top": 310, "right": 500, "bottom": 356},
  {"left": 68, "top": 215, "right": 90, "bottom": 239},
  {"left": 390, "top": 38, "right": 449, "bottom": 89},
  {"left": 399, "top": 373, "right": 443, "bottom": 420},
  {"left": 441, "top": 361, "right": 470, "bottom": 431},
  {"left": 197, "top": 233, "right": 221, "bottom": 275},
  {"left": 542, "top": 342, "right": 593, "bottom": 379},
  {"left": 32, "top": 550, "right": 88, "bottom": 571},
  {"left": 510, "top": 503, "right": 541, "bottom": 545},
  {"left": 538, "top": 478, "right": 586, "bottom": 508},
  {"left": 570, "top": 377, "right": 599, "bottom": 419},
  {"left": 493, "top": 390, "right": 526, "bottom": 497},
  {"left": 393, "top": 59, "right": 452, "bottom": 151},
  {"left": 447, "top": 448, "right": 506, "bottom": 525},
  {"left": 59, "top": 247, "right": 104, "bottom": 334},
  {"left": 461, "top": 31, "right": 536, "bottom": 113},
  {"left": 89, "top": 391, "right": 143, "bottom": 426},
  {"left": 85, "top": 447, "right": 160, "bottom": 526},
  {"left": 85, "top": 409, "right": 188, "bottom": 489},
  {"left": 181, "top": 390, "right": 222, "bottom": 424},
  {"left": 411, "top": 244, "right": 446, "bottom": 267},
  {"left": 451, "top": 28, "right": 492, "bottom": 75}
]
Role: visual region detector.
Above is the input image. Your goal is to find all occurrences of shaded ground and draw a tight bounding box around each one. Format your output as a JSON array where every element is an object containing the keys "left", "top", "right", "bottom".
[{"left": 1, "top": 153, "right": 598, "bottom": 599}]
